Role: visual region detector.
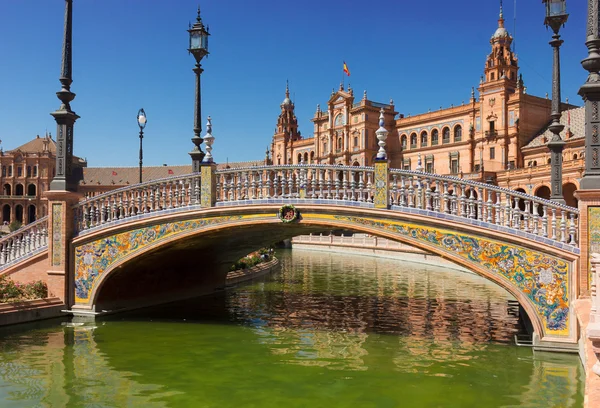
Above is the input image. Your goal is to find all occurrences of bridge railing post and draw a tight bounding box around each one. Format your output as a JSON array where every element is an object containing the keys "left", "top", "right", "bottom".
[
  {"left": 374, "top": 159, "right": 389, "bottom": 209},
  {"left": 45, "top": 190, "right": 82, "bottom": 307},
  {"left": 588, "top": 254, "right": 600, "bottom": 375},
  {"left": 200, "top": 162, "right": 217, "bottom": 207}
]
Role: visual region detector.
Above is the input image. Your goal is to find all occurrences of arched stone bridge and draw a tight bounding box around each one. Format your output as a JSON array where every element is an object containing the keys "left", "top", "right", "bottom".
[{"left": 0, "top": 163, "right": 581, "bottom": 350}]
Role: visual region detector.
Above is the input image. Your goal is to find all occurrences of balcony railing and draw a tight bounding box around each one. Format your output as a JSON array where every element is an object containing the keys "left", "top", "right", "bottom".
[{"left": 485, "top": 130, "right": 498, "bottom": 138}]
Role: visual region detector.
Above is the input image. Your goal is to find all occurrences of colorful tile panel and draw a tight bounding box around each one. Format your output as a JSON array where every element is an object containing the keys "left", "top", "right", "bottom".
[
  {"left": 374, "top": 161, "right": 388, "bottom": 209},
  {"left": 74, "top": 215, "right": 243, "bottom": 303},
  {"left": 52, "top": 203, "right": 62, "bottom": 266},
  {"left": 588, "top": 207, "right": 600, "bottom": 290}
]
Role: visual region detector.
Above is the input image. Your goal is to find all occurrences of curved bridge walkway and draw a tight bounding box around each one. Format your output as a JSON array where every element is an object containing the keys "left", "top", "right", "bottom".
[{"left": 0, "top": 163, "right": 582, "bottom": 350}]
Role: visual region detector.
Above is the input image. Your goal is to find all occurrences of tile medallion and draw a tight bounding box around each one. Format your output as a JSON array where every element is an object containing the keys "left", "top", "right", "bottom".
[
  {"left": 74, "top": 215, "right": 243, "bottom": 303},
  {"left": 327, "top": 214, "right": 570, "bottom": 336},
  {"left": 52, "top": 203, "right": 62, "bottom": 266}
]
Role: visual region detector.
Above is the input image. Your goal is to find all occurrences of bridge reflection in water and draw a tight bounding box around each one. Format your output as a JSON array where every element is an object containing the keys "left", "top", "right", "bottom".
[{"left": 0, "top": 250, "right": 584, "bottom": 407}]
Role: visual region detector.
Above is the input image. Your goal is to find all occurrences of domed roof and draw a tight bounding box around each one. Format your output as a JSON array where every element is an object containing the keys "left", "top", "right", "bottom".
[
  {"left": 492, "top": 26, "right": 509, "bottom": 39},
  {"left": 282, "top": 96, "right": 292, "bottom": 106}
]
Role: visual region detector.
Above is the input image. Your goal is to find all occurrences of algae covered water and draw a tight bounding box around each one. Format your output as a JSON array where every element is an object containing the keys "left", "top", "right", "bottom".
[{"left": 0, "top": 249, "right": 584, "bottom": 407}]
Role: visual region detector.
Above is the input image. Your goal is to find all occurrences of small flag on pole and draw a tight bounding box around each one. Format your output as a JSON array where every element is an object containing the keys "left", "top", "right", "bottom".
[{"left": 343, "top": 61, "right": 350, "bottom": 76}]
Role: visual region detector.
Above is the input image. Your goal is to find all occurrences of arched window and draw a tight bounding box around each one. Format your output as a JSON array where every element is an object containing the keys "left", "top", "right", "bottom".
[
  {"left": 547, "top": 158, "right": 551, "bottom": 164},
  {"left": 33, "top": 166, "right": 37, "bottom": 177},
  {"left": 401, "top": 135, "right": 407, "bottom": 149},
  {"left": 297, "top": 153, "right": 302, "bottom": 164},
  {"left": 573, "top": 153, "right": 578, "bottom": 160},
  {"left": 304, "top": 152, "right": 309, "bottom": 163},
  {"left": 454, "top": 125, "right": 462, "bottom": 142},
  {"left": 353, "top": 136, "right": 358, "bottom": 147},
  {"left": 337, "top": 137, "right": 342, "bottom": 152},
  {"left": 491, "top": 72, "right": 495, "bottom": 81},
  {"left": 431, "top": 129, "right": 439, "bottom": 145},
  {"left": 310, "top": 151, "right": 315, "bottom": 162},
  {"left": 8, "top": 166, "right": 12, "bottom": 177},
  {"left": 420, "top": 131, "right": 428, "bottom": 147},
  {"left": 15, "top": 184, "right": 24, "bottom": 196},
  {"left": 3, "top": 184, "right": 11, "bottom": 195},
  {"left": 27, "top": 184, "right": 36, "bottom": 196},
  {"left": 410, "top": 133, "right": 417, "bottom": 149},
  {"left": 323, "top": 142, "right": 328, "bottom": 154},
  {"left": 442, "top": 127, "right": 450, "bottom": 144}
]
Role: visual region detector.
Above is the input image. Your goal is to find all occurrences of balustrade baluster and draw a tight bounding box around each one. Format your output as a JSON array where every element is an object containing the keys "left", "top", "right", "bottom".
[
  {"left": 407, "top": 176, "right": 415, "bottom": 207},
  {"left": 504, "top": 193, "right": 512, "bottom": 227},
  {"left": 541, "top": 205, "right": 549, "bottom": 237},
  {"left": 475, "top": 187, "right": 482, "bottom": 220},
  {"left": 425, "top": 178, "right": 431, "bottom": 211},
  {"left": 342, "top": 170, "right": 349, "bottom": 200},
  {"left": 523, "top": 200, "right": 531, "bottom": 233},
  {"left": 442, "top": 181, "right": 449, "bottom": 213},
  {"left": 482, "top": 191, "right": 490, "bottom": 223},
  {"left": 366, "top": 173, "right": 373, "bottom": 203},
  {"left": 334, "top": 171, "right": 341, "bottom": 200},
  {"left": 569, "top": 213, "right": 577, "bottom": 244},
  {"left": 560, "top": 210, "right": 567, "bottom": 243},
  {"left": 551, "top": 208, "right": 557, "bottom": 240},
  {"left": 357, "top": 171, "right": 364, "bottom": 202},
  {"left": 532, "top": 203, "right": 540, "bottom": 235}
]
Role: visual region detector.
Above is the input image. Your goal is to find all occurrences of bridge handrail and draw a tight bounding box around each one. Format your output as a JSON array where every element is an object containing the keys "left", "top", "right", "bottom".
[
  {"left": 72, "top": 173, "right": 203, "bottom": 233},
  {"left": 0, "top": 216, "right": 48, "bottom": 268},
  {"left": 70, "top": 164, "right": 579, "bottom": 246}
]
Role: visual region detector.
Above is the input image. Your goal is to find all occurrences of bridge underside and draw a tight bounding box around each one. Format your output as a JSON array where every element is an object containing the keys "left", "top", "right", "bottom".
[
  {"left": 94, "top": 224, "right": 324, "bottom": 312},
  {"left": 71, "top": 204, "right": 578, "bottom": 349}
]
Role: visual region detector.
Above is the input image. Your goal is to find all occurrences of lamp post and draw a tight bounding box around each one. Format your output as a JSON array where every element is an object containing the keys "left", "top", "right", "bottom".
[
  {"left": 579, "top": 0, "right": 600, "bottom": 189},
  {"left": 137, "top": 108, "right": 147, "bottom": 183},
  {"left": 188, "top": 7, "right": 210, "bottom": 172},
  {"left": 543, "top": 0, "right": 568, "bottom": 204},
  {"left": 50, "top": 0, "right": 79, "bottom": 192}
]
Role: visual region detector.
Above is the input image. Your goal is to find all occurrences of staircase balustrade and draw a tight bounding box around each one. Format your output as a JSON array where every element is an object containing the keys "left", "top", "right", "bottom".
[{"left": 0, "top": 217, "right": 48, "bottom": 267}]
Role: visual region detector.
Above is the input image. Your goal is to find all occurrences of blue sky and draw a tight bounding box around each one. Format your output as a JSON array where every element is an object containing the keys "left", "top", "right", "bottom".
[{"left": 0, "top": 0, "right": 588, "bottom": 168}]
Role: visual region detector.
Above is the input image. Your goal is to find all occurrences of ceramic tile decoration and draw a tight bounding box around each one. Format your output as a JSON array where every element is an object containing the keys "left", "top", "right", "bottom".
[
  {"left": 52, "top": 203, "right": 62, "bottom": 266},
  {"left": 74, "top": 215, "right": 243, "bottom": 303}
]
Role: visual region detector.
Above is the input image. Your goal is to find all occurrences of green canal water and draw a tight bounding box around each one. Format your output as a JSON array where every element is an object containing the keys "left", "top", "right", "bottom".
[{"left": 0, "top": 249, "right": 584, "bottom": 407}]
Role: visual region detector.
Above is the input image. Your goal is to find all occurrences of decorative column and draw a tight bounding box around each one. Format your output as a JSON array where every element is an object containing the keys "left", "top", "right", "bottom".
[
  {"left": 200, "top": 117, "right": 217, "bottom": 207},
  {"left": 50, "top": 0, "right": 79, "bottom": 192},
  {"left": 579, "top": 2, "right": 600, "bottom": 379},
  {"left": 45, "top": 0, "right": 83, "bottom": 308},
  {"left": 374, "top": 108, "right": 389, "bottom": 209},
  {"left": 576, "top": 0, "right": 600, "bottom": 297},
  {"left": 580, "top": 0, "right": 600, "bottom": 189}
]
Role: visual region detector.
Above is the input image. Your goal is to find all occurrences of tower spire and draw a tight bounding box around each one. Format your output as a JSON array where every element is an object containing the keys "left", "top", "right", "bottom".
[{"left": 285, "top": 79, "right": 290, "bottom": 99}]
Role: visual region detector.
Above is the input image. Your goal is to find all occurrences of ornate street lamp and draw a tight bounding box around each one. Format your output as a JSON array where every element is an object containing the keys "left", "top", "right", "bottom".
[
  {"left": 579, "top": 0, "right": 600, "bottom": 189},
  {"left": 543, "top": 0, "right": 568, "bottom": 204},
  {"left": 188, "top": 7, "right": 210, "bottom": 172},
  {"left": 137, "top": 108, "right": 147, "bottom": 183},
  {"left": 50, "top": 0, "right": 79, "bottom": 192}
]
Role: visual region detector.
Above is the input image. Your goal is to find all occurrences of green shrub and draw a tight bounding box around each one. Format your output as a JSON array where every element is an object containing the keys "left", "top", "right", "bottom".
[
  {"left": 8, "top": 221, "right": 22, "bottom": 232},
  {"left": 0, "top": 276, "right": 49, "bottom": 303}
]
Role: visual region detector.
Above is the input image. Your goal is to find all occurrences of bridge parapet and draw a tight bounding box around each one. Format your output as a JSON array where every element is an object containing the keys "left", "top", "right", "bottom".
[
  {"left": 0, "top": 217, "right": 48, "bottom": 270},
  {"left": 71, "top": 164, "right": 579, "bottom": 247},
  {"left": 73, "top": 174, "right": 202, "bottom": 234}
]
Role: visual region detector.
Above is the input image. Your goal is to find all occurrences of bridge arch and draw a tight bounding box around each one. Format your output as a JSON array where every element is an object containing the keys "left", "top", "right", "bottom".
[{"left": 72, "top": 204, "right": 576, "bottom": 345}]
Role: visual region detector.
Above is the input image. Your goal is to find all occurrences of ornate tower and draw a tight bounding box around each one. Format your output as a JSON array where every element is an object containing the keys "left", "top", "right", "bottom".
[
  {"left": 272, "top": 82, "right": 300, "bottom": 164},
  {"left": 482, "top": 3, "right": 519, "bottom": 91}
]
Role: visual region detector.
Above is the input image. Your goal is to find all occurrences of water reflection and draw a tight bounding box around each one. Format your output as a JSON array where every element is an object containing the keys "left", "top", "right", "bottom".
[
  {"left": 0, "top": 249, "right": 584, "bottom": 407},
  {"left": 228, "top": 250, "right": 520, "bottom": 371}
]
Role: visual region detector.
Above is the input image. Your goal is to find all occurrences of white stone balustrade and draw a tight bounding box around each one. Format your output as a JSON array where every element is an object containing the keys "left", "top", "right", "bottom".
[
  {"left": 0, "top": 217, "right": 48, "bottom": 268},
  {"left": 71, "top": 165, "right": 579, "bottom": 247}
]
